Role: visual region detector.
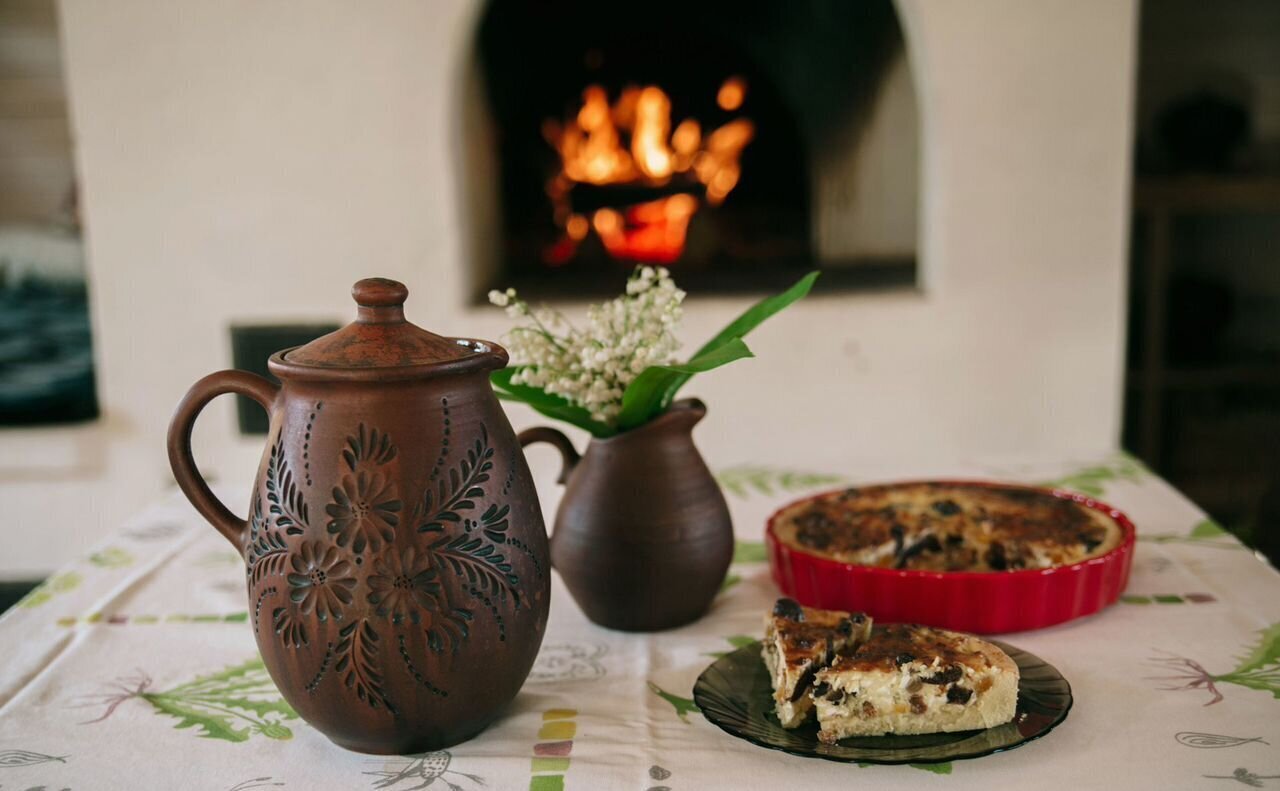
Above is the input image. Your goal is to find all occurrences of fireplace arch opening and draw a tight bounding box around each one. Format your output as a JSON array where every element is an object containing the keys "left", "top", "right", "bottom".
[{"left": 463, "top": 0, "right": 919, "bottom": 300}]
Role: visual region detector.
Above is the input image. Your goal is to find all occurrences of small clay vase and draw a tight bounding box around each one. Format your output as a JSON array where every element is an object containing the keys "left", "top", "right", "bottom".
[
  {"left": 167, "top": 278, "right": 550, "bottom": 754},
  {"left": 520, "top": 398, "right": 732, "bottom": 631}
]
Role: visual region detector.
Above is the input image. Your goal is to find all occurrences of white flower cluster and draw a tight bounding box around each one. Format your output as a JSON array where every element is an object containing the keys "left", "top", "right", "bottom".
[{"left": 489, "top": 266, "right": 686, "bottom": 425}]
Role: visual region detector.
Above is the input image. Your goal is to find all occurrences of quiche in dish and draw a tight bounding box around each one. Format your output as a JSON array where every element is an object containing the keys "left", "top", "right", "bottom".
[{"left": 771, "top": 482, "right": 1123, "bottom": 572}]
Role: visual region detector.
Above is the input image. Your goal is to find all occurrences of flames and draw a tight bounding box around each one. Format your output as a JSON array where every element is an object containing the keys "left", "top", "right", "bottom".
[{"left": 542, "top": 79, "right": 753, "bottom": 265}]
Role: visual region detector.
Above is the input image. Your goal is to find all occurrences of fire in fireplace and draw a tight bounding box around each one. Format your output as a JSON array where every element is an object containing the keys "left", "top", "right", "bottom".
[
  {"left": 543, "top": 80, "right": 755, "bottom": 266},
  {"left": 468, "top": 0, "right": 917, "bottom": 299}
]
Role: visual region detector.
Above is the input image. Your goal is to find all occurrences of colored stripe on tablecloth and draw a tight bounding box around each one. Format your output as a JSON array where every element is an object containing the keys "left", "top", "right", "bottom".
[{"left": 531, "top": 708, "right": 578, "bottom": 790}]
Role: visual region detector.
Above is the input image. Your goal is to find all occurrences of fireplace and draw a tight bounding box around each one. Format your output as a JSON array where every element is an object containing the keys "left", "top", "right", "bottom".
[{"left": 468, "top": 0, "right": 918, "bottom": 300}]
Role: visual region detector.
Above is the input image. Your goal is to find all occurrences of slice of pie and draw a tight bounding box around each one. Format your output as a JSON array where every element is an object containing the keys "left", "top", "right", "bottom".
[
  {"left": 762, "top": 598, "right": 873, "bottom": 727},
  {"left": 811, "top": 623, "right": 1019, "bottom": 741}
]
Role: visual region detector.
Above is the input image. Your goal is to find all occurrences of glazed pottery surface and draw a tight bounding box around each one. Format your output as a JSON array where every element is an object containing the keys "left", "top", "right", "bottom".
[
  {"left": 520, "top": 398, "right": 732, "bottom": 631},
  {"left": 167, "top": 278, "right": 550, "bottom": 754}
]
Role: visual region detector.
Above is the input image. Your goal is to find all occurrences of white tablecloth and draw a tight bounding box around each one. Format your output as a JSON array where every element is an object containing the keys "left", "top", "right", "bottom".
[{"left": 1, "top": 452, "right": 1277, "bottom": 790}]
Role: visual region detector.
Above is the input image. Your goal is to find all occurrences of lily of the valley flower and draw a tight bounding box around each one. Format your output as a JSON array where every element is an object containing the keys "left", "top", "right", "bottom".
[{"left": 489, "top": 266, "right": 685, "bottom": 425}]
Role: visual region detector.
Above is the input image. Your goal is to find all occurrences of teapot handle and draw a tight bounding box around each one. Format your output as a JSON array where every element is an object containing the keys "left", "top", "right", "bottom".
[
  {"left": 167, "top": 370, "right": 280, "bottom": 550},
  {"left": 517, "top": 426, "right": 580, "bottom": 485}
]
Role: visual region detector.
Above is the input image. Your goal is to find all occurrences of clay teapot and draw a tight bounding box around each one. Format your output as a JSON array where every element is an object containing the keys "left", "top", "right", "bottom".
[
  {"left": 167, "top": 278, "right": 550, "bottom": 754},
  {"left": 519, "top": 398, "right": 733, "bottom": 631}
]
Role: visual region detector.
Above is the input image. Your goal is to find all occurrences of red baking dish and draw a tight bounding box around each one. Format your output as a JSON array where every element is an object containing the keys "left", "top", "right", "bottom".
[{"left": 765, "top": 481, "right": 1137, "bottom": 634}]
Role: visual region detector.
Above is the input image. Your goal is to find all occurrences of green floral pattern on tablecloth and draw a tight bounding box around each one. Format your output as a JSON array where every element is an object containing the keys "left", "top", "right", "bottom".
[
  {"left": 733, "top": 540, "right": 767, "bottom": 564},
  {"left": 648, "top": 682, "right": 700, "bottom": 723},
  {"left": 716, "top": 466, "right": 846, "bottom": 499},
  {"left": 88, "top": 546, "right": 134, "bottom": 568},
  {"left": 1150, "top": 623, "right": 1280, "bottom": 706},
  {"left": 81, "top": 657, "right": 299, "bottom": 743},
  {"left": 705, "top": 636, "right": 756, "bottom": 659},
  {"left": 719, "top": 572, "right": 742, "bottom": 593},
  {"left": 1141, "top": 519, "right": 1251, "bottom": 551},
  {"left": 906, "top": 762, "right": 953, "bottom": 775},
  {"left": 1038, "top": 454, "right": 1147, "bottom": 496},
  {"left": 17, "top": 571, "right": 81, "bottom": 609}
]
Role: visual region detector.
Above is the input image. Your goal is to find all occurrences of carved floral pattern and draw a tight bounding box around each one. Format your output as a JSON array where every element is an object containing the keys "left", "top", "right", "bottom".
[
  {"left": 342, "top": 422, "right": 398, "bottom": 471},
  {"left": 287, "top": 541, "right": 356, "bottom": 621},
  {"left": 253, "top": 418, "right": 531, "bottom": 714},
  {"left": 266, "top": 438, "right": 308, "bottom": 534},
  {"left": 273, "top": 606, "right": 308, "bottom": 648},
  {"left": 336, "top": 619, "right": 393, "bottom": 712},
  {"left": 366, "top": 546, "right": 444, "bottom": 625},
  {"left": 325, "top": 471, "right": 402, "bottom": 554}
]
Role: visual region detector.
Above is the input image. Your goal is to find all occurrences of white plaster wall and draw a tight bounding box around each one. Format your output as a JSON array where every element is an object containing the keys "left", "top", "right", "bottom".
[{"left": 0, "top": 0, "right": 1137, "bottom": 577}]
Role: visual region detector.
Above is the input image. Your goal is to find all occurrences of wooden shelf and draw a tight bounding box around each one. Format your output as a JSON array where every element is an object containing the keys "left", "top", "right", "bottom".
[
  {"left": 1126, "top": 363, "right": 1280, "bottom": 391},
  {"left": 1134, "top": 175, "right": 1280, "bottom": 213},
  {"left": 1128, "top": 173, "right": 1280, "bottom": 464}
]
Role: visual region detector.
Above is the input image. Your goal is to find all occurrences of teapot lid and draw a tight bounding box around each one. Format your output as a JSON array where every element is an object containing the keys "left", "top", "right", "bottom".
[{"left": 268, "top": 278, "right": 508, "bottom": 381}]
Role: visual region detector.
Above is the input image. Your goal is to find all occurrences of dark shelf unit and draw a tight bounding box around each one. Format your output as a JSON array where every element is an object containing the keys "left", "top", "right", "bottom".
[
  {"left": 1127, "top": 175, "right": 1280, "bottom": 535},
  {"left": 1129, "top": 175, "right": 1280, "bottom": 465}
]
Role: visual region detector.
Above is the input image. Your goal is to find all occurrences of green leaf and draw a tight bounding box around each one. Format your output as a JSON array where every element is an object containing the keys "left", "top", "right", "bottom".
[
  {"left": 616, "top": 338, "right": 754, "bottom": 429},
  {"left": 205, "top": 696, "right": 299, "bottom": 720},
  {"left": 911, "top": 762, "right": 954, "bottom": 775},
  {"left": 733, "top": 540, "right": 767, "bottom": 564},
  {"left": 705, "top": 634, "right": 758, "bottom": 658},
  {"left": 718, "top": 573, "right": 742, "bottom": 593},
  {"left": 491, "top": 367, "right": 614, "bottom": 438},
  {"left": 1215, "top": 669, "right": 1280, "bottom": 699},
  {"left": 618, "top": 272, "right": 819, "bottom": 428},
  {"left": 1190, "top": 519, "right": 1229, "bottom": 539},
  {"left": 140, "top": 656, "right": 298, "bottom": 744},
  {"left": 647, "top": 681, "right": 700, "bottom": 723},
  {"left": 491, "top": 272, "right": 816, "bottom": 435},
  {"left": 1226, "top": 622, "right": 1280, "bottom": 676},
  {"left": 691, "top": 271, "right": 820, "bottom": 360},
  {"left": 256, "top": 722, "right": 295, "bottom": 740},
  {"left": 143, "top": 695, "right": 250, "bottom": 743}
]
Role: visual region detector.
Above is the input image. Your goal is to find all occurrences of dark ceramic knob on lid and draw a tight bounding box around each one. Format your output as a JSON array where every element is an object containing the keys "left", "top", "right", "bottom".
[
  {"left": 353, "top": 277, "right": 409, "bottom": 321},
  {"left": 271, "top": 277, "right": 508, "bottom": 378}
]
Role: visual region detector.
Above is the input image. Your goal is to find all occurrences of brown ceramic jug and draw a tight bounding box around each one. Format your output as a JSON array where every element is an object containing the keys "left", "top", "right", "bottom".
[
  {"left": 519, "top": 398, "right": 732, "bottom": 631},
  {"left": 167, "top": 278, "right": 550, "bottom": 754}
]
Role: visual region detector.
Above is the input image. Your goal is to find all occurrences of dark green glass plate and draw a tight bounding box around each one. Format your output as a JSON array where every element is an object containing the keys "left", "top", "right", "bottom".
[{"left": 693, "top": 639, "right": 1071, "bottom": 765}]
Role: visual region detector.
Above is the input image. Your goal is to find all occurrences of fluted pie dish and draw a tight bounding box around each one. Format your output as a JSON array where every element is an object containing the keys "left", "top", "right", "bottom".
[{"left": 766, "top": 481, "right": 1136, "bottom": 633}]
